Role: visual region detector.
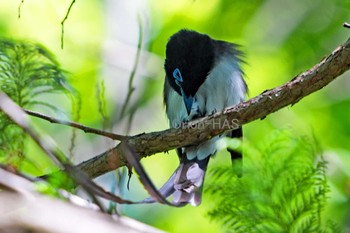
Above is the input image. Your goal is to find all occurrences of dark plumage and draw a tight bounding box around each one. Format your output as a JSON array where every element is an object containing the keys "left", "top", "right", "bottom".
[
  {"left": 164, "top": 30, "right": 215, "bottom": 97},
  {"left": 160, "top": 29, "right": 247, "bottom": 206}
]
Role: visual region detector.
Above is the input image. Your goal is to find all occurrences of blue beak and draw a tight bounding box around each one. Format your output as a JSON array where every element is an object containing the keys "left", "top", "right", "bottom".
[
  {"left": 183, "top": 95, "right": 193, "bottom": 116},
  {"left": 173, "top": 68, "right": 193, "bottom": 115}
]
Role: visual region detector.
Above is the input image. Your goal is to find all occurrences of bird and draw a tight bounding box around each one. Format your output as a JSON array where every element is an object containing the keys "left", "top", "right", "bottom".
[{"left": 157, "top": 29, "right": 247, "bottom": 206}]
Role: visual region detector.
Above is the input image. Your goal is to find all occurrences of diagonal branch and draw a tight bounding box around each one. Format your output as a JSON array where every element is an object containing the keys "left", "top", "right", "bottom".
[
  {"left": 0, "top": 93, "right": 140, "bottom": 206},
  {"left": 25, "top": 109, "right": 128, "bottom": 141},
  {"left": 76, "top": 37, "right": 350, "bottom": 178}
]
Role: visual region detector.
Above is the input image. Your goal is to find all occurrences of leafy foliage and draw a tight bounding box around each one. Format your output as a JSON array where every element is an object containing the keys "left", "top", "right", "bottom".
[
  {"left": 206, "top": 131, "right": 340, "bottom": 233},
  {"left": 0, "top": 39, "right": 70, "bottom": 163},
  {"left": 0, "top": 1, "right": 349, "bottom": 231}
]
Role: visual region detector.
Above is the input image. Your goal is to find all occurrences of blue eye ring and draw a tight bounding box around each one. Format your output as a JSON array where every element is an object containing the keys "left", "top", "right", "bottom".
[{"left": 173, "top": 68, "right": 183, "bottom": 82}]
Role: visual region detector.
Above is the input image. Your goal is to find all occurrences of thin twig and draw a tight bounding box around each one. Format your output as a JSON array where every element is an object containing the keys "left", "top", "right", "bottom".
[
  {"left": 69, "top": 94, "right": 82, "bottom": 159},
  {"left": 121, "top": 143, "right": 181, "bottom": 206},
  {"left": 96, "top": 80, "right": 110, "bottom": 130},
  {"left": 61, "top": 0, "right": 76, "bottom": 49},
  {"left": 25, "top": 109, "right": 128, "bottom": 141},
  {"left": 119, "top": 15, "right": 143, "bottom": 119},
  {"left": 18, "top": 0, "right": 24, "bottom": 19},
  {"left": 126, "top": 108, "right": 135, "bottom": 134}
]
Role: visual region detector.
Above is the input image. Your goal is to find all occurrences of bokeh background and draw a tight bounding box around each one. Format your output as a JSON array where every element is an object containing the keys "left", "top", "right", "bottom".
[{"left": 0, "top": 0, "right": 350, "bottom": 232}]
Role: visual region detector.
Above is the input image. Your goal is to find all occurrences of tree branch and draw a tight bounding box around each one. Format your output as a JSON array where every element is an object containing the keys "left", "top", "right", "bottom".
[
  {"left": 0, "top": 93, "right": 140, "bottom": 206},
  {"left": 18, "top": 0, "right": 24, "bottom": 19},
  {"left": 0, "top": 168, "right": 165, "bottom": 233},
  {"left": 76, "top": 37, "right": 350, "bottom": 178},
  {"left": 25, "top": 109, "right": 128, "bottom": 141},
  {"left": 61, "top": 0, "right": 76, "bottom": 49},
  {"left": 119, "top": 15, "right": 143, "bottom": 120}
]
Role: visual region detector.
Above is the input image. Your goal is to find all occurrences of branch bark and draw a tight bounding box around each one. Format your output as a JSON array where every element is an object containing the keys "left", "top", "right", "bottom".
[
  {"left": 0, "top": 168, "right": 165, "bottom": 233},
  {"left": 77, "top": 37, "right": 350, "bottom": 179}
]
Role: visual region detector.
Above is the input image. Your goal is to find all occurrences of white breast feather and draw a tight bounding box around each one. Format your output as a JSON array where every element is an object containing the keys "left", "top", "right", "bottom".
[{"left": 166, "top": 55, "right": 246, "bottom": 160}]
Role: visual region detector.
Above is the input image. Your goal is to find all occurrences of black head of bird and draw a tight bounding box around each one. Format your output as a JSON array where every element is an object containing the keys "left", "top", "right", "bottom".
[{"left": 164, "top": 30, "right": 216, "bottom": 115}]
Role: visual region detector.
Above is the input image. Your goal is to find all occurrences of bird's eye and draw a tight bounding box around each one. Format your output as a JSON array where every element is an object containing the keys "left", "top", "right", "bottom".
[{"left": 173, "top": 68, "right": 183, "bottom": 83}]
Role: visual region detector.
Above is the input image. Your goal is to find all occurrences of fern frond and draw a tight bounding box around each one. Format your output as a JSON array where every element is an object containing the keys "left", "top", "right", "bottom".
[
  {"left": 0, "top": 39, "right": 70, "bottom": 108},
  {"left": 206, "top": 131, "right": 340, "bottom": 233},
  {"left": 0, "top": 38, "right": 71, "bottom": 165}
]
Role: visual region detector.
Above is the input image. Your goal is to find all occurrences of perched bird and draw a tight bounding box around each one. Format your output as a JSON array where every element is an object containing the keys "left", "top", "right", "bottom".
[{"left": 160, "top": 29, "right": 247, "bottom": 206}]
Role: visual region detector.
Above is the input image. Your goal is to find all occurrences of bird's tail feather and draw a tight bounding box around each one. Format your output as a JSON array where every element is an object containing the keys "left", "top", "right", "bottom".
[
  {"left": 140, "top": 156, "right": 210, "bottom": 206},
  {"left": 172, "top": 156, "right": 210, "bottom": 206}
]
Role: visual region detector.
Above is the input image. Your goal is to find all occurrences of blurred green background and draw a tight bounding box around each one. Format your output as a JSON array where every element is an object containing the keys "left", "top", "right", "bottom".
[{"left": 1, "top": 0, "right": 350, "bottom": 232}]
